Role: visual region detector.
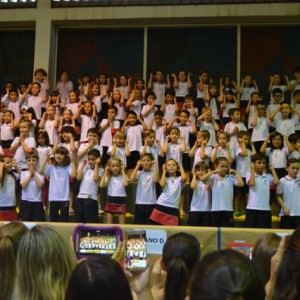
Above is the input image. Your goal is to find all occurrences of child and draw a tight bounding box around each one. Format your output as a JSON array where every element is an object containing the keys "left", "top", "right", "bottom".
[
  {"left": 269, "top": 101, "right": 298, "bottom": 138},
  {"left": 288, "top": 133, "right": 300, "bottom": 160},
  {"left": 58, "top": 109, "right": 76, "bottom": 133},
  {"left": 220, "top": 90, "right": 239, "bottom": 127},
  {"left": 277, "top": 158, "right": 300, "bottom": 229},
  {"left": 129, "top": 153, "right": 159, "bottom": 224},
  {"left": 260, "top": 131, "right": 294, "bottom": 179},
  {"left": 34, "top": 68, "right": 49, "bottom": 96},
  {"left": 0, "top": 110, "right": 15, "bottom": 152},
  {"left": 200, "top": 157, "right": 244, "bottom": 227},
  {"left": 239, "top": 75, "right": 258, "bottom": 113},
  {"left": 56, "top": 71, "right": 73, "bottom": 101},
  {"left": 211, "top": 131, "right": 234, "bottom": 165},
  {"left": 126, "top": 89, "right": 143, "bottom": 117},
  {"left": 78, "top": 73, "right": 92, "bottom": 97},
  {"left": 76, "top": 101, "right": 97, "bottom": 142},
  {"left": 141, "top": 91, "right": 157, "bottom": 128},
  {"left": 224, "top": 108, "right": 247, "bottom": 149},
  {"left": 148, "top": 70, "right": 171, "bottom": 107},
  {"left": 22, "top": 82, "right": 47, "bottom": 121},
  {"left": 245, "top": 91, "right": 262, "bottom": 131},
  {"left": 2, "top": 89, "right": 22, "bottom": 121},
  {"left": 40, "top": 146, "right": 76, "bottom": 222},
  {"left": 15, "top": 107, "right": 37, "bottom": 138},
  {"left": 97, "top": 73, "right": 110, "bottom": 118},
  {"left": 108, "top": 88, "right": 125, "bottom": 125},
  {"left": 113, "top": 74, "right": 132, "bottom": 100},
  {"left": 20, "top": 152, "right": 45, "bottom": 222},
  {"left": 189, "top": 130, "right": 212, "bottom": 168},
  {"left": 268, "top": 73, "right": 287, "bottom": 103},
  {"left": 251, "top": 101, "right": 270, "bottom": 153},
  {"left": 75, "top": 149, "right": 103, "bottom": 224},
  {"left": 77, "top": 128, "right": 103, "bottom": 166},
  {"left": 53, "top": 126, "right": 78, "bottom": 157},
  {"left": 100, "top": 157, "right": 128, "bottom": 224},
  {"left": 61, "top": 90, "right": 82, "bottom": 118},
  {"left": 172, "top": 70, "right": 192, "bottom": 110},
  {"left": 292, "top": 90, "right": 300, "bottom": 134},
  {"left": 121, "top": 111, "right": 147, "bottom": 174},
  {"left": 187, "top": 162, "right": 211, "bottom": 227},
  {"left": 36, "top": 129, "right": 52, "bottom": 210},
  {"left": 150, "top": 110, "right": 167, "bottom": 146},
  {"left": 221, "top": 75, "right": 239, "bottom": 95},
  {"left": 150, "top": 159, "right": 186, "bottom": 225},
  {"left": 0, "top": 156, "right": 20, "bottom": 221},
  {"left": 182, "top": 94, "right": 198, "bottom": 124},
  {"left": 85, "top": 81, "right": 103, "bottom": 117},
  {"left": 39, "top": 104, "right": 59, "bottom": 146},
  {"left": 204, "top": 84, "right": 221, "bottom": 126},
  {"left": 107, "top": 132, "right": 130, "bottom": 170},
  {"left": 160, "top": 89, "right": 179, "bottom": 124},
  {"left": 140, "top": 129, "right": 164, "bottom": 167},
  {"left": 99, "top": 105, "right": 120, "bottom": 167},
  {"left": 245, "top": 154, "right": 279, "bottom": 228},
  {"left": 9, "top": 119, "right": 36, "bottom": 170},
  {"left": 233, "top": 130, "right": 256, "bottom": 216},
  {"left": 197, "top": 107, "right": 220, "bottom": 147},
  {"left": 163, "top": 127, "right": 186, "bottom": 165},
  {"left": 196, "top": 70, "right": 209, "bottom": 113},
  {"left": 267, "top": 88, "right": 284, "bottom": 132}
]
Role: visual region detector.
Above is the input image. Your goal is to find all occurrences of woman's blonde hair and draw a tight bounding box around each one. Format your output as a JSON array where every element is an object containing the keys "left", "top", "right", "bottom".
[
  {"left": 17, "top": 225, "right": 77, "bottom": 300},
  {"left": 0, "top": 221, "right": 28, "bottom": 300}
]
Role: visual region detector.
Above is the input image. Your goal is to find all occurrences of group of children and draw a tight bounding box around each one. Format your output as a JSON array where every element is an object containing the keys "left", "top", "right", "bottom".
[{"left": 1, "top": 66, "right": 300, "bottom": 228}]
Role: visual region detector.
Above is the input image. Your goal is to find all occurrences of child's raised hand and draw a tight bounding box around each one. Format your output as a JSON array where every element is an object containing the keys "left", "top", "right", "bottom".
[
  {"left": 250, "top": 162, "right": 255, "bottom": 170},
  {"left": 162, "top": 163, "right": 167, "bottom": 172},
  {"left": 43, "top": 112, "right": 48, "bottom": 119},
  {"left": 11, "top": 159, "right": 17, "bottom": 168},
  {"left": 105, "top": 165, "right": 110, "bottom": 172},
  {"left": 171, "top": 73, "right": 176, "bottom": 79},
  {"left": 156, "top": 139, "right": 160, "bottom": 146},
  {"left": 269, "top": 164, "right": 274, "bottom": 170},
  {"left": 152, "top": 160, "right": 156, "bottom": 167},
  {"left": 95, "top": 157, "right": 101, "bottom": 166},
  {"left": 284, "top": 75, "right": 289, "bottom": 82},
  {"left": 228, "top": 169, "right": 236, "bottom": 175}
]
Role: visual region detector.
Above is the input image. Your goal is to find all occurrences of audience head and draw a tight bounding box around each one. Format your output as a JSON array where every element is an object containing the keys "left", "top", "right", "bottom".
[
  {"left": 189, "top": 249, "right": 265, "bottom": 300},
  {"left": 66, "top": 257, "right": 133, "bottom": 300},
  {"left": 162, "top": 232, "right": 201, "bottom": 300},
  {"left": 252, "top": 232, "right": 281, "bottom": 285},
  {"left": 17, "top": 225, "right": 77, "bottom": 300},
  {"left": 271, "top": 226, "right": 300, "bottom": 300},
  {"left": 0, "top": 221, "right": 28, "bottom": 300}
]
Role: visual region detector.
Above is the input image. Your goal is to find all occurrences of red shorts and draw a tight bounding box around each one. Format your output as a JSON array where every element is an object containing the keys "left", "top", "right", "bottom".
[{"left": 0, "top": 210, "right": 18, "bottom": 221}]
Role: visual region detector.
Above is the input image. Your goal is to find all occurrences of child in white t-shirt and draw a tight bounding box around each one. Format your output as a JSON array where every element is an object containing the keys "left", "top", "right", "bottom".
[
  {"left": 245, "top": 154, "right": 278, "bottom": 228},
  {"left": 160, "top": 89, "right": 179, "bottom": 124},
  {"left": 200, "top": 157, "right": 244, "bottom": 227},
  {"left": 129, "top": 153, "right": 159, "bottom": 224},
  {"left": 187, "top": 162, "right": 211, "bottom": 226},
  {"left": 141, "top": 91, "right": 157, "bottom": 128}
]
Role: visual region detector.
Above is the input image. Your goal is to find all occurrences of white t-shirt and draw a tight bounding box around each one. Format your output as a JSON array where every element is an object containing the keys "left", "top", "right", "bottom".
[
  {"left": 44, "top": 164, "right": 72, "bottom": 201},
  {"left": 190, "top": 180, "right": 211, "bottom": 212},
  {"left": 0, "top": 123, "right": 14, "bottom": 141},
  {"left": 153, "top": 124, "right": 166, "bottom": 146},
  {"left": 78, "top": 166, "right": 104, "bottom": 200},
  {"left": 36, "top": 145, "right": 52, "bottom": 169},
  {"left": 65, "top": 103, "right": 79, "bottom": 118},
  {"left": 157, "top": 177, "right": 183, "bottom": 209},
  {"left": 135, "top": 171, "right": 157, "bottom": 205},
  {"left": 44, "top": 119, "right": 58, "bottom": 145},
  {"left": 234, "top": 147, "right": 251, "bottom": 178},
  {"left": 222, "top": 102, "right": 237, "bottom": 118},
  {"left": 207, "top": 174, "right": 237, "bottom": 211},
  {"left": 140, "top": 145, "right": 160, "bottom": 166},
  {"left": 265, "top": 147, "right": 289, "bottom": 169},
  {"left": 141, "top": 104, "right": 157, "bottom": 128},
  {"left": 240, "top": 86, "right": 256, "bottom": 101},
  {"left": 107, "top": 146, "right": 127, "bottom": 168},
  {"left": 175, "top": 124, "right": 193, "bottom": 152},
  {"left": 21, "top": 171, "right": 44, "bottom": 202},
  {"left": 114, "top": 103, "right": 125, "bottom": 121},
  {"left": 153, "top": 82, "right": 166, "bottom": 106},
  {"left": 175, "top": 82, "right": 189, "bottom": 97},
  {"left": 224, "top": 122, "right": 247, "bottom": 149},
  {"left": 27, "top": 96, "right": 43, "bottom": 120},
  {"left": 125, "top": 125, "right": 144, "bottom": 152},
  {"left": 0, "top": 173, "right": 18, "bottom": 207},
  {"left": 79, "top": 115, "right": 97, "bottom": 142},
  {"left": 246, "top": 172, "right": 273, "bottom": 210},
  {"left": 164, "top": 104, "right": 176, "bottom": 123},
  {"left": 251, "top": 117, "right": 269, "bottom": 142},
  {"left": 107, "top": 175, "right": 127, "bottom": 197},
  {"left": 192, "top": 146, "right": 212, "bottom": 169},
  {"left": 199, "top": 121, "right": 216, "bottom": 147},
  {"left": 11, "top": 136, "right": 36, "bottom": 169},
  {"left": 131, "top": 100, "right": 142, "bottom": 117},
  {"left": 78, "top": 143, "right": 103, "bottom": 166},
  {"left": 166, "top": 143, "right": 182, "bottom": 165},
  {"left": 99, "top": 119, "right": 120, "bottom": 147},
  {"left": 93, "top": 96, "right": 102, "bottom": 114},
  {"left": 275, "top": 118, "right": 296, "bottom": 137},
  {"left": 277, "top": 175, "right": 300, "bottom": 216}
]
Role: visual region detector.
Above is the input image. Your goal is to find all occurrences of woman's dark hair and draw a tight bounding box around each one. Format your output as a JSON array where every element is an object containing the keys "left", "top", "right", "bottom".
[
  {"left": 271, "top": 226, "right": 300, "bottom": 300},
  {"left": 65, "top": 257, "right": 133, "bottom": 300},
  {"left": 252, "top": 233, "right": 281, "bottom": 285},
  {"left": 162, "top": 232, "right": 201, "bottom": 300},
  {"left": 189, "top": 249, "right": 265, "bottom": 300}
]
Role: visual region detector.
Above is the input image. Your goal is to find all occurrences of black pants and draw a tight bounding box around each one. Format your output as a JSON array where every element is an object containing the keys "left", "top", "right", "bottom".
[
  {"left": 245, "top": 209, "right": 272, "bottom": 228},
  {"left": 75, "top": 198, "right": 99, "bottom": 224},
  {"left": 187, "top": 211, "right": 211, "bottom": 226},
  {"left": 134, "top": 204, "right": 155, "bottom": 225},
  {"left": 280, "top": 215, "right": 300, "bottom": 229},
  {"left": 50, "top": 201, "right": 69, "bottom": 222},
  {"left": 211, "top": 211, "right": 234, "bottom": 227},
  {"left": 21, "top": 200, "right": 45, "bottom": 222}
]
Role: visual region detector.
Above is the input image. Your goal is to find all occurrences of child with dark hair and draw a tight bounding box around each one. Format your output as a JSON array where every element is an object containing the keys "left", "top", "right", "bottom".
[
  {"left": 160, "top": 88, "right": 179, "bottom": 124},
  {"left": 245, "top": 153, "right": 279, "bottom": 228}
]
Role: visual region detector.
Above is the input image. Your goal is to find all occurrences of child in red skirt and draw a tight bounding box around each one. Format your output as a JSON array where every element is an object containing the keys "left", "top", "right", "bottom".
[{"left": 100, "top": 157, "right": 129, "bottom": 224}]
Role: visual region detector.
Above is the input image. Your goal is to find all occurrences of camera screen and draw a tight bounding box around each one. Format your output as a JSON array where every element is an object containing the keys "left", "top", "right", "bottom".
[{"left": 79, "top": 229, "right": 117, "bottom": 256}]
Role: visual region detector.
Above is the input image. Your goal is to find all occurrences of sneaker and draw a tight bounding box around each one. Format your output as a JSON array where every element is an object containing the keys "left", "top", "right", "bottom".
[{"left": 233, "top": 211, "right": 241, "bottom": 217}]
